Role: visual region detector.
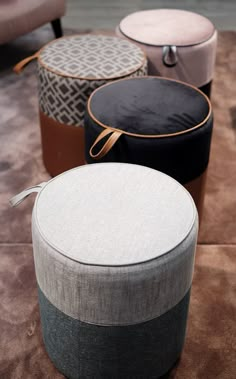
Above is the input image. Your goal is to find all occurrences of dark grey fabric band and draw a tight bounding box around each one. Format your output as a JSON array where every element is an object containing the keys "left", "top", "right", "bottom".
[{"left": 38, "top": 286, "right": 191, "bottom": 379}]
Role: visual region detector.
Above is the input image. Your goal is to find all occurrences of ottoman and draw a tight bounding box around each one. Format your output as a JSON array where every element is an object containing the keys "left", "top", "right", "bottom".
[
  {"left": 10, "top": 163, "right": 198, "bottom": 379},
  {"left": 116, "top": 9, "right": 217, "bottom": 97},
  {"left": 85, "top": 77, "right": 213, "bottom": 219},
  {"left": 14, "top": 35, "right": 147, "bottom": 176}
]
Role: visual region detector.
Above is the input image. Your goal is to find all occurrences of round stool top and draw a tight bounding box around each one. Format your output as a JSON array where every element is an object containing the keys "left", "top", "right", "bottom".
[
  {"left": 34, "top": 163, "right": 196, "bottom": 266},
  {"left": 38, "top": 34, "right": 146, "bottom": 79},
  {"left": 119, "top": 9, "right": 215, "bottom": 46},
  {"left": 88, "top": 77, "right": 211, "bottom": 136}
]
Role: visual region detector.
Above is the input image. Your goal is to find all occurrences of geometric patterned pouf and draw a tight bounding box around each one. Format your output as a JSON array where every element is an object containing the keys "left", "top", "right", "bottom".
[
  {"left": 85, "top": 76, "right": 213, "bottom": 221},
  {"left": 14, "top": 35, "right": 147, "bottom": 176},
  {"left": 116, "top": 9, "right": 217, "bottom": 97},
  {"left": 11, "top": 162, "right": 198, "bottom": 379}
]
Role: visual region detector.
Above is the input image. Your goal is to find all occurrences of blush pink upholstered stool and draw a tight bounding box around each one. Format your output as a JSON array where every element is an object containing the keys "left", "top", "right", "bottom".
[{"left": 116, "top": 9, "right": 217, "bottom": 97}]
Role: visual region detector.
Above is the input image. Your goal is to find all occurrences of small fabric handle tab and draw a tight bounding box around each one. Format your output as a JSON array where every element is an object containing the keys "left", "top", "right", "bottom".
[
  {"left": 9, "top": 182, "right": 47, "bottom": 207},
  {"left": 162, "top": 45, "right": 178, "bottom": 67},
  {"left": 13, "top": 52, "right": 40, "bottom": 74},
  {"left": 89, "top": 128, "right": 122, "bottom": 160}
]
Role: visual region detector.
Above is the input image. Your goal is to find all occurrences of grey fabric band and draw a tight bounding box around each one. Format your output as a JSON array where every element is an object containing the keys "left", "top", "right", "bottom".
[
  {"left": 38, "top": 285, "right": 191, "bottom": 379},
  {"left": 32, "top": 216, "right": 197, "bottom": 325}
]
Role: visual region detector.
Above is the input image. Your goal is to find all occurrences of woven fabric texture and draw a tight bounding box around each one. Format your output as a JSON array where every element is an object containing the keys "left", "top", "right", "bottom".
[
  {"left": 38, "top": 61, "right": 147, "bottom": 126},
  {"left": 31, "top": 163, "right": 198, "bottom": 325},
  {"left": 33, "top": 164, "right": 196, "bottom": 265},
  {"left": 39, "top": 35, "right": 146, "bottom": 78},
  {"left": 38, "top": 286, "right": 191, "bottom": 379}
]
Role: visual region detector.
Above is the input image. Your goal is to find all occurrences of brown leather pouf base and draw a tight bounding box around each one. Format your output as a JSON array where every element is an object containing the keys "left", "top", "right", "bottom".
[
  {"left": 185, "top": 170, "right": 207, "bottom": 222},
  {"left": 39, "top": 110, "right": 85, "bottom": 177}
]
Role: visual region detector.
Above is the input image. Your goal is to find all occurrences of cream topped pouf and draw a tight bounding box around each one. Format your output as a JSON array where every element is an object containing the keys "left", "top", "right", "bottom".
[
  {"left": 117, "top": 9, "right": 217, "bottom": 96},
  {"left": 14, "top": 35, "right": 147, "bottom": 176},
  {"left": 11, "top": 163, "right": 198, "bottom": 378}
]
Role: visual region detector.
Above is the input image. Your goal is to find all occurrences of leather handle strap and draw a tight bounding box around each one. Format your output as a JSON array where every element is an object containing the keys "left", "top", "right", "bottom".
[
  {"left": 89, "top": 128, "right": 123, "bottom": 160},
  {"left": 13, "top": 52, "right": 40, "bottom": 74},
  {"left": 9, "top": 182, "right": 47, "bottom": 207}
]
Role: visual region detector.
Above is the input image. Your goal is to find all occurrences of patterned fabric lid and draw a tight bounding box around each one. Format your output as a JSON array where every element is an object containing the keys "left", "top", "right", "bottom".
[
  {"left": 119, "top": 9, "right": 215, "bottom": 46},
  {"left": 34, "top": 163, "right": 196, "bottom": 266},
  {"left": 38, "top": 34, "right": 146, "bottom": 79}
]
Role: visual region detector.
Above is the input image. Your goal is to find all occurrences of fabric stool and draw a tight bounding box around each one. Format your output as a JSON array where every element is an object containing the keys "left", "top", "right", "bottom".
[
  {"left": 10, "top": 163, "right": 198, "bottom": 379},
  {"left": 85, "top": 77, "right": 213, "bottom": 220},
  {"left": 14, "top": 35, "right": 147, "bottom": 176},
  {"left": 116, "top": 9, "right": 217, "bottom": 97}
]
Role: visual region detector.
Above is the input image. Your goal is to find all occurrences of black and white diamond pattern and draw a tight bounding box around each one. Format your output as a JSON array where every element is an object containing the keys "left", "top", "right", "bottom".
[
  {"left": 38, "top": 36, "right": 147, "bottom": 126},
  {"left": 39, "top": 35, "right": 146, "bottom": 79}
]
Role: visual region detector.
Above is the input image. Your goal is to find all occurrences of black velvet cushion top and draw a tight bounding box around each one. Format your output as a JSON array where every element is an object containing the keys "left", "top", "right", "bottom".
[
  {"left": 88, "top": 77, "right": 210, "bottom": 135},
  {"left": 85, "top": 77, "right": 213, "bottom": 184}
]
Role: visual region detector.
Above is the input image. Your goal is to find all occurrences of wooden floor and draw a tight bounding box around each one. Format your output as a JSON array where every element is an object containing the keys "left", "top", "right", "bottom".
[{"left": 63, "top": 0, "right": 236, "bottom": 30}]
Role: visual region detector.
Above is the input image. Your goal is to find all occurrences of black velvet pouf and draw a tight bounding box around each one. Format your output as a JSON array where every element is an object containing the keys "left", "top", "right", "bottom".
[{"left": 85, "top": 76, "right": 213, "bottom": 219}]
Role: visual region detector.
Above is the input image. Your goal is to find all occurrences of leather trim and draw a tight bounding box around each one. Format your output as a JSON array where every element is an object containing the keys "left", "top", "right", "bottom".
[
  {"left": 39, "top": 110, "right": 85, "bottom": 177},
  {"left": 87, "top": 76, "right": 212, "bottom": 139}
]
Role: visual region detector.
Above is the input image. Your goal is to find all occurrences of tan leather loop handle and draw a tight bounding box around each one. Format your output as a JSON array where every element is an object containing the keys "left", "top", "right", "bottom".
[
  {"left": 13, "top": 52, "right": 40, "bottom": 74},
  {"left": 89, "top": 128, "right": 123, "bottom": 160}
]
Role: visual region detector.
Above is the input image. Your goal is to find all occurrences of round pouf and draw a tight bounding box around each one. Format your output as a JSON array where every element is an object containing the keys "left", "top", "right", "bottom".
[
  {"left": 116, "top": 9, "right": 217, "bottom": 96},
  {"left": 85, "top": 77, "right": 213, "bottom": 219},
  {"left": 30, "top": 163, "right": 198, "bottom": 379},
  {"left": 15, "top": 35, "right": 147, "bottom": 176}
]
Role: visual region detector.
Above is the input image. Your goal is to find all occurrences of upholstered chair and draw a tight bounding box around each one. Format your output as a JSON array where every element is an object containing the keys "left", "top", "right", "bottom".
[{"left": 0, "top": 0, "right": 66, "bottom": 44}]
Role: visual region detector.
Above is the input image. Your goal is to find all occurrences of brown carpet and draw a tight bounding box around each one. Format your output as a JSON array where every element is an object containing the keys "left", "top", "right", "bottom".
[{"left": 0, "top": 26, "right": 235, "bottom": 378}]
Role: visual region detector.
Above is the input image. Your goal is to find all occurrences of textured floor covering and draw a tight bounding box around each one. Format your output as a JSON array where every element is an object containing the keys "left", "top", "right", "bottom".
[{"left": 0, "top": 27, "right": 236, "bottom": 378}]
